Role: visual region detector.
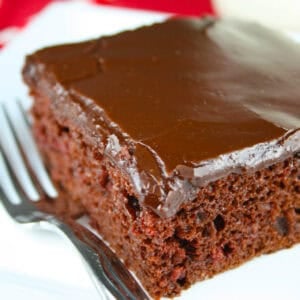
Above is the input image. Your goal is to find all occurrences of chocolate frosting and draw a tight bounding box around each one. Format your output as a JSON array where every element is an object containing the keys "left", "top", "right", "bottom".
[{"left": 24, "top": 18, "right": 300, "bottom": 217}]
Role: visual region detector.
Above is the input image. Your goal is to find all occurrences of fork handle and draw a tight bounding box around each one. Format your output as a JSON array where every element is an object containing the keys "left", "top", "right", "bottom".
[{"left": 40, "top": 217, "right": 149, "bottom": 300}]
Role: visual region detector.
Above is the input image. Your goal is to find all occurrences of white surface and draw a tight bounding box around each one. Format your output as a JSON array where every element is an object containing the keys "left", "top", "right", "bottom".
[
  {"left": 215, "top": 0, "right": 300, "bottom": 31},
  {"left": 0, "top": 2, "right": 300, "bottom": 299}
]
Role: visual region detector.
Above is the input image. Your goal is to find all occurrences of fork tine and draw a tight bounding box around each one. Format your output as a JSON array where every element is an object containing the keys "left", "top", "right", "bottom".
[
  {"left": 0, "top": 103, "right": 39, "bottom": 201},
  {"left": 16, "top": 98, "right": 32, "bottom": 126},
  {"left": 0, "top": 185, "right": 17, "bottom": 217},
  {"left": 0, "top": 151, "right": 21, "bottom": 206},
  {"left": 4, "top": 100, "right": 57, "bottom": 198},
  {"left": 0, "top": 149, "right": 50, "bottom": 223}
]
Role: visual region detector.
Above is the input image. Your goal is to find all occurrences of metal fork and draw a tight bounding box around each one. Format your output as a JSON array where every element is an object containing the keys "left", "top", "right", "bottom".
[{"left": 0, "top": 100, "right": 149, "bottom": 300}]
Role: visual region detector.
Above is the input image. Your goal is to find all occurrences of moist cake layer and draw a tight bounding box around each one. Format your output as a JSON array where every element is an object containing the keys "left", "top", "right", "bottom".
[
  {"left": 30, "top": 91, "right": 300, "bottom": 298},
  {"left": 23, "top": 18, "right": 299, "bottom": 217}
]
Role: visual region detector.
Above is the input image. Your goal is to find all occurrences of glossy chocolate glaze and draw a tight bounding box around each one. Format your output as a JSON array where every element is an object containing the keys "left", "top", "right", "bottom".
[{"left": 24, "top": 18, "right": 300, "bottom": 217}]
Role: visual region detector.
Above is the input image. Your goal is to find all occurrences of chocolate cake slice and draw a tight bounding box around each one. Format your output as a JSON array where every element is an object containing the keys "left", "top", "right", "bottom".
[{"left": 23, "top": 18, "right": 300, "bottom": 298}]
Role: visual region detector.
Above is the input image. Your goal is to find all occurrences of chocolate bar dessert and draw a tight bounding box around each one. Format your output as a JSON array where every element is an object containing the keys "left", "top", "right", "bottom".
[{"left": 23, "top": 18, "right": 300, "bottom": 298}]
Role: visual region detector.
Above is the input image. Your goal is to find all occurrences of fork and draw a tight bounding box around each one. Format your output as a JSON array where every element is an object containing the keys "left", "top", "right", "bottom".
[{"left": 0, "top": 100, "right": 150, "bottom": 300}]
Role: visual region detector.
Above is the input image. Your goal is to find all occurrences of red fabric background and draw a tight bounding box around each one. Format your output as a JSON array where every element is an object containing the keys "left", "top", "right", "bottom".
[
  {"left": 95, "top": 0, "right": 214, "bottom": 16},
  {"left": 0, "top": 0, "right": 214, "bottom": 30},
  {"left": 0, "top": 0, "right": 215, "bottom": 48},
  {"left": 0, "top": 0, "right": 52, "bottom": 30}
]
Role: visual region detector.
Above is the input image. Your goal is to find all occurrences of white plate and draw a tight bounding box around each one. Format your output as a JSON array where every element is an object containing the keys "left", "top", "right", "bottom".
[{"left": 0, "top": 2, "right": 300, "bottom": 299}]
